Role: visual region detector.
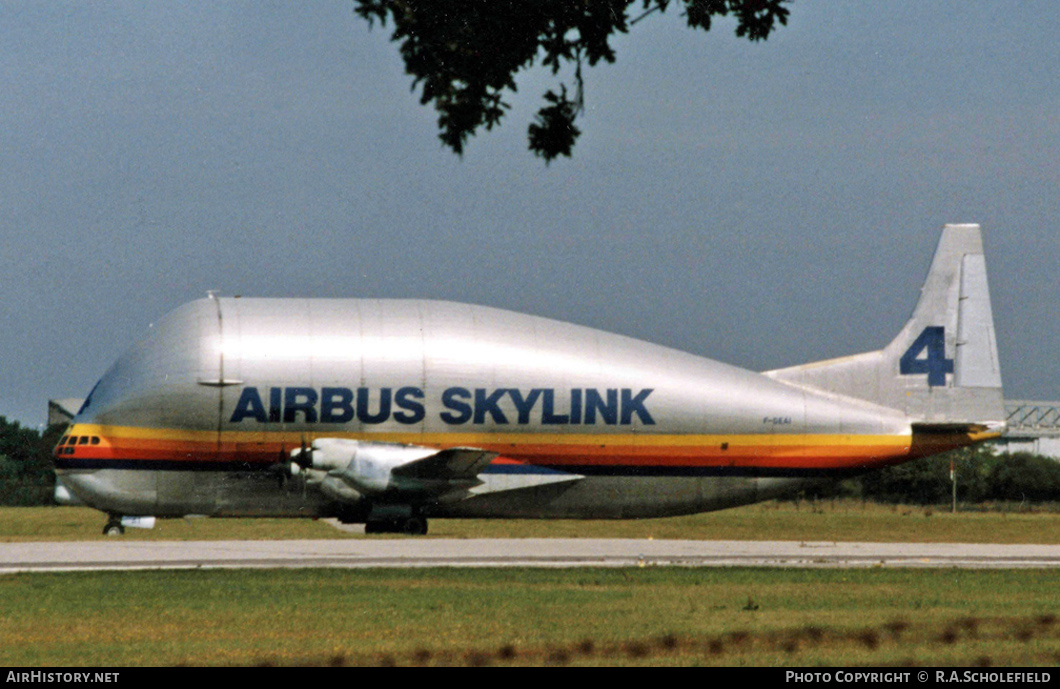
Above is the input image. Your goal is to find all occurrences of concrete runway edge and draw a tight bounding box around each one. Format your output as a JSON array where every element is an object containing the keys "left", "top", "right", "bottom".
[{"left": 1, "top": 539, "right": 1059, "bottom": 573}]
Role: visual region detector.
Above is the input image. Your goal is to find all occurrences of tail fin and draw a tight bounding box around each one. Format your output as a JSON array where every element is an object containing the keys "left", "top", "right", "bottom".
[{"left": 765, "top": 224, "right": 1005, "bottom": 427}]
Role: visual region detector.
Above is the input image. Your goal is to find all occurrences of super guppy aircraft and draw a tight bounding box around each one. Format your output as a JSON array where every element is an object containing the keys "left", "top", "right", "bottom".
[{"left": 55, "top": 225, "right": 1005, "bottom": 535}]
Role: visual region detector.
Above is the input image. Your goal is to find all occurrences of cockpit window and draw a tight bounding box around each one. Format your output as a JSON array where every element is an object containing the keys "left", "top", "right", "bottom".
[{"left": 56, "top": 435, "right": 101, "bottom": 452}]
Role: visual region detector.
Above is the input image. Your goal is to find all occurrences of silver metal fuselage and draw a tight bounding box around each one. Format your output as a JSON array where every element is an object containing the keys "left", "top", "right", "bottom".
[{"left": 56, "top": 297, "right": 926, "bottom": 521}]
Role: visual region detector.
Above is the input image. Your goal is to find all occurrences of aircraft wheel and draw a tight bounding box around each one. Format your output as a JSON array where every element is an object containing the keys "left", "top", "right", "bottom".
[
  {"left": 365, "top": 521, "right": 397, "bottom": 534},
  {"left": 402, "top": 517, "right": 428, "bottom": 536},
  {"left": 103, "top": 521, "right": 125, "bottom": 536}
]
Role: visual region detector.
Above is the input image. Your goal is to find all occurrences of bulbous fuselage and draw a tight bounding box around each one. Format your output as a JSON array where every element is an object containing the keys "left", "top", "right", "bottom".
[{"left": 56, "top": 296, "right": 915, "bottom": 520}]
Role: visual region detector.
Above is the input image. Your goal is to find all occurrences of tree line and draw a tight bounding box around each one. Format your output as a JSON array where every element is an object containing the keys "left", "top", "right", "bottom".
[
  {"left": 857, "top": 446, "right": 1060, "bottom": 506},
  {"left": 0, "top": 417, "right": 64, "bottom": 506}
]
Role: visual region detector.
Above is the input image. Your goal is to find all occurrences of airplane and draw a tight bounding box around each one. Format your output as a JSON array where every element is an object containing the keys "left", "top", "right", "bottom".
[{"left": 54, "top": 224, "right": 1005, "bottom": 535}]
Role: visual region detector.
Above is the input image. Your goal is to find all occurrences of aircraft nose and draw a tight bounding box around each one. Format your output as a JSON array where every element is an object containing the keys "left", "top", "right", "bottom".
[{"left": 53, "top": 477, "right": 84, "bottom": 506}]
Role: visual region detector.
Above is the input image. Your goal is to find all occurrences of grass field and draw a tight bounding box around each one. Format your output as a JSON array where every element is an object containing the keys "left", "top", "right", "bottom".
[
  {"left": 2, "top": 502, "right": 1058, "bottom": 666},
  {"left": 1, "top": 567, "right": 1057, "bottom": 666},
  {"left": 2, "top": 500, "right": 1057, "bottom": 543}
]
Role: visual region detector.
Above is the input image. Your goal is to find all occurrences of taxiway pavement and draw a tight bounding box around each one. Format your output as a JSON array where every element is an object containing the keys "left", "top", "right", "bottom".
[{"left": 1, "top": 539, "right": 1058, "bottom": 573}]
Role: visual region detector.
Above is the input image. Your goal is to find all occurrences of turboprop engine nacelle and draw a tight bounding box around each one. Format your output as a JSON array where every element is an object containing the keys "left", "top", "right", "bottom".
[{"left": 293, "top": 438, "right": 440, "bottom": 494}]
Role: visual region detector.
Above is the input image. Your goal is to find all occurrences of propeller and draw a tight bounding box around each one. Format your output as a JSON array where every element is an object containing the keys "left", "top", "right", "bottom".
[
  {"left": 273, "top": 437, "right": 314, "bottom": 490},
  {"left": 273, "top": 443, "right": 289, "bottom": 489},
  {"left": 287, "top": 435, "right": 312, "bottom": 500},
  {"left": 290, "top": 434, "right": 313, "bottom": 474}
]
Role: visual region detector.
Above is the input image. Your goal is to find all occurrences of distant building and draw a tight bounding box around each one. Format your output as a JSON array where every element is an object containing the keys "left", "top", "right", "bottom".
[
  {"left": 995, "top": 400, "right": 1060, "bottom": 459},
  {"left": 47, "top": 399, "right": 84, "bottom": 427}
]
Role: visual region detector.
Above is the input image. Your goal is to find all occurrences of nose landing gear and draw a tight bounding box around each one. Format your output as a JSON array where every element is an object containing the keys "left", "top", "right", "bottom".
[{"left": 103, "top": 515, "right": 125, "bottom": 536}]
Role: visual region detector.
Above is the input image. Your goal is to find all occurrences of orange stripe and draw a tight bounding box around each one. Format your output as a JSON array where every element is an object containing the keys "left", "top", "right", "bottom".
[{"left": 61, "top": 423, "right": 919, "bottom": 471}]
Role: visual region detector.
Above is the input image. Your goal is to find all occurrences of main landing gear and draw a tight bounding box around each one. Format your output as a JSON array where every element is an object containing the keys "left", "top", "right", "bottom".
[{"left": 364, "top": 516, "right": 428, "bottom": 535}]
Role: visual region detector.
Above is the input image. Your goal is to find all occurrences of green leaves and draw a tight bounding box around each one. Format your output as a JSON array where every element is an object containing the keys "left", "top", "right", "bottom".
[
  {"left": 354, "top": 0, "right": 790, "bottom": 162},
  {"left": 527, "top": 87, "right": 582, "bottom": 163},
  {"left": 0, "top": 417, "right": 60, "bottom": 506}
]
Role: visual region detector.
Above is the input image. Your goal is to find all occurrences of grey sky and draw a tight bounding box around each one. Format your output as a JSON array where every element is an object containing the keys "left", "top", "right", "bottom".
[{"left": 2, "top": 1, "right": 1058, "bottom": 428}]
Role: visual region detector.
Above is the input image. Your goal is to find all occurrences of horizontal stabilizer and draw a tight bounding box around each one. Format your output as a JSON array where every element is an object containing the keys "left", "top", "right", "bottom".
[{"left": 910, "top": 421, "right": 1005, "bottom": 437}]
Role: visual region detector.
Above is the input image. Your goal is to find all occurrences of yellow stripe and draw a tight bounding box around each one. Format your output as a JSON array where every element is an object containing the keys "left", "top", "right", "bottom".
[{"left": 69, "top": 423, "right": 912, "bottom": 450}]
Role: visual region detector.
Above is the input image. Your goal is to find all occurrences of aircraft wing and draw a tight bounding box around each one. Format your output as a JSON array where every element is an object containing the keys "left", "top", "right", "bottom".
[
  {"left": 300, "top": 438, "right": 499, "bottom": 499},
  {"left": 391, "top": 446, "right": 497, "bottom": 482}
]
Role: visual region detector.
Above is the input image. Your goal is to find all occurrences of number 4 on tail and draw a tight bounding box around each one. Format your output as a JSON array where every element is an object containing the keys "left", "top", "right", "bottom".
[{"left": 899, "top": 326, "right": 953, "bottom": 387}]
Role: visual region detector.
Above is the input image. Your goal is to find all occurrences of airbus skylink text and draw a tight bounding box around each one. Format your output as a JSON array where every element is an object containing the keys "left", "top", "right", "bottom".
[
  {"left": 6, "top": 672, "right": 119, "bottom": 683},
  {"left": 228, "top": 386, "right": 656, "bottom": 426}
]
